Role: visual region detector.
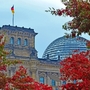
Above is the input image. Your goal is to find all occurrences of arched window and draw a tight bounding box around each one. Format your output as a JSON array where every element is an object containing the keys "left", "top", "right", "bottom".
[
  {"left": 51, "top": 79, "right": 56, "bottom": 86},
  {"left": 39, "top": 77, "right": 44, "bottom": 84},
  {"left": 17, "top": 38, "right": 21, "bottom": 45},
  {"left": 24, "top": 39, "right": 28, "bottom": 46},
  {"left": 10, "top": 37, "right": 14, "bottom": 44}
]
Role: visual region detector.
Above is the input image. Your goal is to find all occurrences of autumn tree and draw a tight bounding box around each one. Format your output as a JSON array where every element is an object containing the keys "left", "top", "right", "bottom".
[
  {"left": 0, "top": 34, "right": 21, "bottom": 89},
  {"left": 60, "top": 50, "right": 90, "bottom": 90},
  {"left": 46, "top": 0, "right": 90, "bottom": 36},
  {"left": 9, "top": 66, "right": 52, "bottom": 90}
]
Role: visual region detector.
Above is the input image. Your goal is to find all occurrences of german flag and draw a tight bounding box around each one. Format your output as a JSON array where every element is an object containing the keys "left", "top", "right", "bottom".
[{"left": 11, "top": 5, "right": 14, "bottom": 14}]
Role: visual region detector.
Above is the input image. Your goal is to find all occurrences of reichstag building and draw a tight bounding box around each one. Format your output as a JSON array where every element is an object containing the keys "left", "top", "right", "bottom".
[{"left": 0, "top": 25, "right": 88, "bottom": 90}]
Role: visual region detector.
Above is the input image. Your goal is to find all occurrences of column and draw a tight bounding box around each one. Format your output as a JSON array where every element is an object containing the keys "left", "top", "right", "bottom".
[
  {"left": 31, "top": 69, "right": 37, "bottom": 79},
  {"left": 46, "top": 75, "right": 51, "bottom": 85}
]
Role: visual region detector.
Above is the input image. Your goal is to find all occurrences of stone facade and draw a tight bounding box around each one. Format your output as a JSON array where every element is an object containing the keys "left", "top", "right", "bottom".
[{"left": 0, "top": 25, "right": 60, "bottom": 90}]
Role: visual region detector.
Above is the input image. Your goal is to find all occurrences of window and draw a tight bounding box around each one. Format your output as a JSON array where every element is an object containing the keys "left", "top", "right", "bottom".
[
  {"left": 73, "top": 80, "right": 76, "bottom": 84},
  {"left": 10, "top": 37, "right": 14, "bottom": 44},
  {"left": 24, "top": 39, "right": 28, "bottom": 46},
  {"left": 17, "top": 38, "right": 21, "bottom": 45},
  {"left": 62, "top": 81, "right": 66, "bottom": 85},
  {"left": 39, "top": 77, "right": 44, "bottom": 84},
  {"left": 51, "top": 79, "right": 56, "bottom": 86},
  {"left": 56, "top": 88, "right": 58, "bottom": 90}
]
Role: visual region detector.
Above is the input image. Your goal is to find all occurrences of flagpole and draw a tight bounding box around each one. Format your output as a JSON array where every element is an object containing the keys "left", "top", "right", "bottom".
[{"left": 12, "top": 13, "right": 14, "bottom": 26}]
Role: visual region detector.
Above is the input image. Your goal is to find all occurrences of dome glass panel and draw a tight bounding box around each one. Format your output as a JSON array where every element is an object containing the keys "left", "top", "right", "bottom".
[{"left": 42, "top": 36, "right": 88, "bottom": 60}]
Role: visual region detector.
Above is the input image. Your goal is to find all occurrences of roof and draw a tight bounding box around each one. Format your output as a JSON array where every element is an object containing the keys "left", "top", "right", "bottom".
[
  {"left": 0, "top": 25, "right": 37, "bottom": 35},
  {"left": 42, "top": 36, "right": 88, "bottom": 60}
]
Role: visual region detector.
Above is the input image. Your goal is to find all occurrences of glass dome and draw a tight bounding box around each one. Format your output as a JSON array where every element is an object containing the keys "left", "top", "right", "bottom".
[{"left": 42, "top": 36, "right": 88, "bottom": 60}]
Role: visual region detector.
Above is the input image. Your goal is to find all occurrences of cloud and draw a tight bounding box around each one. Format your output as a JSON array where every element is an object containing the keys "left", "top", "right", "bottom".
[{"left": 16, "top": 0, "right": 65, "bottom": 8}]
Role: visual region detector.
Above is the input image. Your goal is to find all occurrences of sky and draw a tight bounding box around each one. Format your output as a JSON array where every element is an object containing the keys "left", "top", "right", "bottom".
[{"left": 0, "top": 0, "right": 89, "bottom": 58}]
